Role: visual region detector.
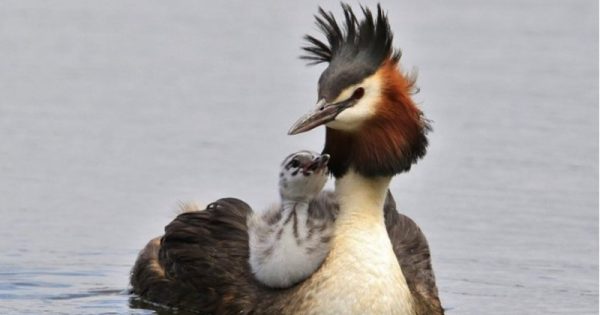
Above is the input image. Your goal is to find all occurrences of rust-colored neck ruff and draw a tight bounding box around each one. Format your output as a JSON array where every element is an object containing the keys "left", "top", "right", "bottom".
[{"left": 323, "top": 60, "right": 430, "bottom": 178}]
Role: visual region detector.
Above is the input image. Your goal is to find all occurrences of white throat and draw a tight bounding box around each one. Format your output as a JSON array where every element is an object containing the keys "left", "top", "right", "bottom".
[{"left": 334, "top": 170, "right": 390, "bottom": 227}]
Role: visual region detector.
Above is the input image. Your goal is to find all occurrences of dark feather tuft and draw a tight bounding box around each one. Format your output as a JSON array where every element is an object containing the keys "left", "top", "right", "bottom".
[{"left": 301, "top": 4, "right": 401, "bottom": 67}]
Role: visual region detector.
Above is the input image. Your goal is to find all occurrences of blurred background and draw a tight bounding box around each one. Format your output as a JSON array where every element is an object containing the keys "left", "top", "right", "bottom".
[{"left": 0, "top": 1, "right": 597, "bottom": 314}]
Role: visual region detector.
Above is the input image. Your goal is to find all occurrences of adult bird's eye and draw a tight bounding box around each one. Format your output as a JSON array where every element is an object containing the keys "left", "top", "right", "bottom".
[{"left": 351, "top": 87, "right": 364, "bottom": 100}]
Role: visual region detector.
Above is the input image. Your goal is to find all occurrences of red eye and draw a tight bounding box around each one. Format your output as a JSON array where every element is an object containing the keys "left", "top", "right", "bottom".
[{"left": 351, "top": 87, "right": 364, "bottom": 100}]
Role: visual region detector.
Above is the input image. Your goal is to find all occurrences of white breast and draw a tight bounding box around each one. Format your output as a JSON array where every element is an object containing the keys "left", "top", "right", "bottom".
[
  {"left": 304, "top": 222, "right": 414, "bottom": 315},
  {"left": 293, "top": 170, "right": 415, "bottom": 315}
]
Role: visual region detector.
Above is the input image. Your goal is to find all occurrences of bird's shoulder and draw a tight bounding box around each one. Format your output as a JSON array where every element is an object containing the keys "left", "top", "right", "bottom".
[{"left": 383, "top": 192, "right": 444, "bottom": 315}]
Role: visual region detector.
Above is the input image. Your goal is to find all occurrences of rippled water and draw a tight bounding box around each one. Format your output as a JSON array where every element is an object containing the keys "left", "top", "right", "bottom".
[{"left": 0, "top": 1, "right": 597, "bottom": 314}]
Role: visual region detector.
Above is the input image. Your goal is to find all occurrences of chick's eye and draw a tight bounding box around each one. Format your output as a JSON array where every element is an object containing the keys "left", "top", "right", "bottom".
[
  {"left": 351, "top": 87, "right": 364, "bottom": 100},
  {"left": 290, "top": 159, "right": 300, "bottom": 168}
]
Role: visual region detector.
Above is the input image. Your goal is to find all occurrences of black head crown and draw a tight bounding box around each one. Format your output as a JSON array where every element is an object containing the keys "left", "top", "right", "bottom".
[{"left": 301, "top": 3, "right": 401, "bottom": 101}]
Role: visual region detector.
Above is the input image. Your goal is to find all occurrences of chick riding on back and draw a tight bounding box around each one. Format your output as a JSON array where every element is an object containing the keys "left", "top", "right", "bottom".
[{"left": 248, "top": 150, "right": 337, "bottom": 288}]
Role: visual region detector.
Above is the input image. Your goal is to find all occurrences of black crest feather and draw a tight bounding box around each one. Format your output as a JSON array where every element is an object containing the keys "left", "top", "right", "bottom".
[{"left": 301, "top": 3, "right": 401, "bottom": 67}]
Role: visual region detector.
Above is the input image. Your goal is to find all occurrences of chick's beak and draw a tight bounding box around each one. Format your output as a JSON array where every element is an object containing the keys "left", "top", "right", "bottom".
[
  {"left": 317, "top": 154, "right": 330, "bottom": 167},
  {"left": 288, "top": 99, "right": 353, "bottom": 135},
  {"left": 303, "top": 154, "right": 330, "bottom": 172}
]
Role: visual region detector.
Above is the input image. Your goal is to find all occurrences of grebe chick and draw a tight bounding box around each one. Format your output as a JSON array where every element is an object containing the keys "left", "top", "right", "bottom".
[{"left": 248, "top": 150, "right": 335, "bottom": 288}]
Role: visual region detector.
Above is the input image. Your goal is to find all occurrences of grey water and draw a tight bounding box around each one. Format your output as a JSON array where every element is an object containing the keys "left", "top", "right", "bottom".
[{"left": 0, "top": 1, "right": 597, "bottom": 314}]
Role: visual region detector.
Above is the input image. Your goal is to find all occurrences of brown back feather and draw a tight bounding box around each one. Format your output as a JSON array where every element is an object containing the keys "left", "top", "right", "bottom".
[{"left": 384, "top": 192, "right": 444, "bottom": 315}]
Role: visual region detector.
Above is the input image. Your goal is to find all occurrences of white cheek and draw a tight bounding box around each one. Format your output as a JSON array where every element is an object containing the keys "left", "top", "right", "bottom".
[
  {"left": 325, "top": 74, "right": 382, "bottom": 131},
  {"left": 327, "top": 98, "right": 376, "bottom": 131}
]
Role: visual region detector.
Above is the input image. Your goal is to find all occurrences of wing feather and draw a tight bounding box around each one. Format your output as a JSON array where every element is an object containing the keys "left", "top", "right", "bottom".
[{"left": 384, "top": 192, "right": 444, "bottom": 315}]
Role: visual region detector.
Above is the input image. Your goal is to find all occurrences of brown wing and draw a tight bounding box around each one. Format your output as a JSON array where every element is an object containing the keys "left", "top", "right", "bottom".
[
  {"left": 130, "top": 198, "right": 264, "bottom": 314},
  {"left": 130, "top": 235, "right": 200, "bottom": 309},
  {"left": 384, "top": 191, "right": 445, "bottom": 315}
]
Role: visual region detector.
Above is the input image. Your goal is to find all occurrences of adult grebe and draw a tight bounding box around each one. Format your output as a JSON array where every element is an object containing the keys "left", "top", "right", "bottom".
[{"left": 131, "top": 4, "right": 443, "bottom": 314}]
